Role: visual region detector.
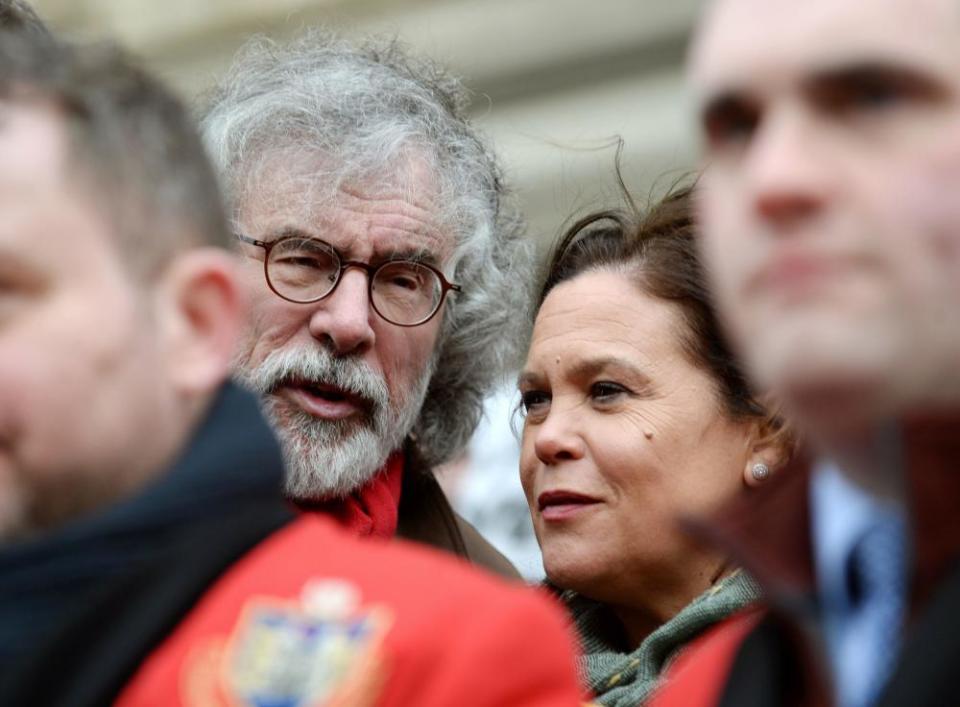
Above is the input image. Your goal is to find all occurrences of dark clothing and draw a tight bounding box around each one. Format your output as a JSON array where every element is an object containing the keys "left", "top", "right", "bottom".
[
  {"left": 0, "top": 385, "right": 291, "bottom": 667},
  {"left": 0, "top": 385, "right": 579, "bottom": 707},
  {"left": 652, "top": 415, "right": 960, "bottom": 707},
  {"left": 398, "top": 447, "right": 520, "bottom": 580}
]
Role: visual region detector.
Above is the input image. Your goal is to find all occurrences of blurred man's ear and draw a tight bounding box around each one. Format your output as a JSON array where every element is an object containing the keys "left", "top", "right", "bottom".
[{"left": 153, "top": 249, "right": 244, "bottom": 397}]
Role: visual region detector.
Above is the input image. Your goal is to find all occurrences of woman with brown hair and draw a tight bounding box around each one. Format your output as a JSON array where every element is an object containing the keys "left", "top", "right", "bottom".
[{"left": 518, "top": 184, "right": 794, "bottom": 705}]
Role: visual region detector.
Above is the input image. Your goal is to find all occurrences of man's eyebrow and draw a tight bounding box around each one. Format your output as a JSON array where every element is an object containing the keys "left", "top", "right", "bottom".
[
  {"left": 698, "top": 60, "right": 947, "bottom": 124},
  {"left": 257, "top": 225, "right": 320, "bottom": 243},
  {"left": 376, "top": 245, "right": 440, "bottom": 267},
  {"left": 802, "top": 60, "right": 948, "bottom": 100},
  {"left": 252, "top": 227, "right": 441, "bottom": 266}
]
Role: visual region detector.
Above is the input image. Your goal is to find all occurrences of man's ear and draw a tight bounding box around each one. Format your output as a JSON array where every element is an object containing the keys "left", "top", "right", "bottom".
[
  {"left": 153, "top": 249, "right": 244, "bottom": 397},
  {"left": 742, "top": 414, "right": 796, "bottom": 488}
]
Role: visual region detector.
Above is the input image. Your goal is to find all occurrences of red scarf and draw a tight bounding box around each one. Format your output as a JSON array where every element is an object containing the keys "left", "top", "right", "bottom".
[{"left": 303, "top": 452, "right": 404, "bottom": 539}]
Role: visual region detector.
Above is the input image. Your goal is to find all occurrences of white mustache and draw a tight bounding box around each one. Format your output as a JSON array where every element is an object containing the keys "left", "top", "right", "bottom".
[{"left": 237, "top": 346, "right": 389, "bottom": 410}]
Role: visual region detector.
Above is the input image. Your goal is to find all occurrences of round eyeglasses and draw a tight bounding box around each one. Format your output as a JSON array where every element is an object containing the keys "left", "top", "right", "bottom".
[{"left": 236, "top": 233, "right": 461, "bottom": 327}]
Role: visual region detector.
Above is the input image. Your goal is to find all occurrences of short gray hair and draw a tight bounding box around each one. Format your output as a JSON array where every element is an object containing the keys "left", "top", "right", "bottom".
[
  {"left": 199, "top": 29, "right": 530, "bottom": 466},
  {"left": 0, "top": 33, "right": 230, "bottom": 276}
]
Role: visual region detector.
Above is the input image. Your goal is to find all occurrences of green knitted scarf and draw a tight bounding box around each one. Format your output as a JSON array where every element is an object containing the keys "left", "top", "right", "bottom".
[{"left": 565, "top": 569, "right": 761, "bottom": 706}]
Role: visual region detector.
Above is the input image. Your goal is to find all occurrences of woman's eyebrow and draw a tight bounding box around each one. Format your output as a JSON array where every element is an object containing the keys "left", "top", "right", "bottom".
[
  {"left": 569, "top": 356, "right": 650, "bottom": 382},
  {"left": 517, "top": 370, "right": 544, "bottom": 388}
]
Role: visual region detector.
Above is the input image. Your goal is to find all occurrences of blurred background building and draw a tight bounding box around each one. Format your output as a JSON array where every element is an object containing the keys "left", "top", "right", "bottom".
[{"left": 32, "top": 0, "right": 701, "bottom": 578}]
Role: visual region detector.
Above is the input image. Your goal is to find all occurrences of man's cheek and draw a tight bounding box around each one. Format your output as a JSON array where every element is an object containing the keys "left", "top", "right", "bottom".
[
  {"left": 882, "top": 155, "right": 960, "bottom": 404},
  {"left": 884, "top": 170, "right": 960, "bottom": 340},
  {"left": 695, "top": 185, "right": 748, "bottom": 289},
  {"left": 894, "top": 138, "right": 960, "bottom": 268},
  {"left": 698, "top": 225, "right": 745, "bottom": 310}
]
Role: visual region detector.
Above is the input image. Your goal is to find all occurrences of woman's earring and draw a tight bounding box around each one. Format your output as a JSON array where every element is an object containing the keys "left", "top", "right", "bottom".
[{"left": 751, "top": 462, "right": 770, "bottom": 481}]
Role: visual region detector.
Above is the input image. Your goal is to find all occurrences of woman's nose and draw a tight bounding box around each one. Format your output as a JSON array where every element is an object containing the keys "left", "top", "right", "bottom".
[{"left": 533, "top": 408, "right": 586, "bottom": 466}]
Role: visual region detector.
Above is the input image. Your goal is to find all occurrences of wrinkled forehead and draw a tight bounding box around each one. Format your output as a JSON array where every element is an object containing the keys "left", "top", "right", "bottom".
[
  {"left": 690, "top": 0, "right": 960, "bottom": 97},
  {"left": 237, "top": 145, "right": 453, "bottom": 259}
]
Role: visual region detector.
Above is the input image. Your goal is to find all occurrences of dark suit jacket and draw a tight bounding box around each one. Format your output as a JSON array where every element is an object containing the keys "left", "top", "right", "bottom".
[{"left": 0, "top": 384, "right": 295, "bottom": 706}]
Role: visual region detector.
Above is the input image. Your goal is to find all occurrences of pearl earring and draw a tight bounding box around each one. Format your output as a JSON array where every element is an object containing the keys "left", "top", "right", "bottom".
[{"left": 751, "top": 462, "right": 770, "bottom": 481}]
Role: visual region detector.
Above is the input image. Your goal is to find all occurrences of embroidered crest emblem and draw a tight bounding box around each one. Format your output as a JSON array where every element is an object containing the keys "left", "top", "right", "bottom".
[{"left": 219, "top": 579, "right": 392, "bottom": 707}]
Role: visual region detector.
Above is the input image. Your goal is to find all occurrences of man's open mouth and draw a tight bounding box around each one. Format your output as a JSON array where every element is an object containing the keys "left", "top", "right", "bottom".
[{"left": 274, "top": 379, "right": 372, "bottom": 421}]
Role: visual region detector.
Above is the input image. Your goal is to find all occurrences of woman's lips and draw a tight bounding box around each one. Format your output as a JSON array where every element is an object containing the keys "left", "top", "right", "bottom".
[
  {"left": 280, "top": 382, "right": 366, "bottom": 421},
  {"left": 537, "top": 490, "right": 601, "bottom": 521}
]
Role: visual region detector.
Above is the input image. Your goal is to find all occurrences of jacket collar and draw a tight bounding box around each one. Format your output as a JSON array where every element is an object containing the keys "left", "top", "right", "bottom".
[
  {"left": 396, "top": 442, "right": 469, "bottom": 556},
  {"left": 1, "top": 382, "right": 282, "bottom": 561}
]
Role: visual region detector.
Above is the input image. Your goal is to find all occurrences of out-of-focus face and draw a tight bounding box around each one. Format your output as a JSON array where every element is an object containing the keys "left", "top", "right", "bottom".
[
  {"left": 519, "top": 271, "right": 754, "bottom": 607},
  {"left": 233, "top": 154, "right": 450, "bottom": 499},
  {"left": 0, "top": 101, "right": 173, "bottom": 539},
  {"left": 690, "top": 0, "right": 960, "bottom": 428}
]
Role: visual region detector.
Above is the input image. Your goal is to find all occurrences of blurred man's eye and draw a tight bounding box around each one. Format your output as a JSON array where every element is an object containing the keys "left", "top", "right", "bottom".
[
  {"left": 0, "top": 261, "right": 43, "bottom": 301},
  {"left": 815, "top": 78, "right": 905, "bottom": 114},
  {"left": 701, "top": 96, "right": 760, "bottom": 151}
]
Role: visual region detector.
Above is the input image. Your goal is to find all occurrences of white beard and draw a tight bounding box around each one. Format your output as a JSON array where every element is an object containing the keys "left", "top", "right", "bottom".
[{"left": 234, "top": 345, "right": 434, "bottom": 499}]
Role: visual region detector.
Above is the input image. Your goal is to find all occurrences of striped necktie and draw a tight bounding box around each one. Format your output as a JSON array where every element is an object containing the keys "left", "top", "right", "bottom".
[{"left": 843, "top": 513, "right": 908, "bottom": 707}]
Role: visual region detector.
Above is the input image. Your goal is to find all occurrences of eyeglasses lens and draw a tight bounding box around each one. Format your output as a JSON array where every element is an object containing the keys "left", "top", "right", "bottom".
[
  {"left": 266, "top": 238, "right": 444, "bottom": 325},
  {"left": 267, "top": 238, "right": 340, "bottom": 301},
  {"left": 371, "top": 261, "right": 442, "bottom": 325}
]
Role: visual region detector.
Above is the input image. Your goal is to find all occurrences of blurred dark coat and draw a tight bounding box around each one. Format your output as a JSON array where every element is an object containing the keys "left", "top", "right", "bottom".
[
  {"left": 398, "top": 446, "right": 520, "bottom": 580},
  {"left": 0, "top": 385, "right": 292, "bottom": 672},
  {"left": 0, "top": 383, "right": 293, "bottom": 703},
  {"left": 0, "top": 385, "right": 573, "bottom": 706},
  {"left": 649, "top": 417, "right": 960, "bottom": 707}
]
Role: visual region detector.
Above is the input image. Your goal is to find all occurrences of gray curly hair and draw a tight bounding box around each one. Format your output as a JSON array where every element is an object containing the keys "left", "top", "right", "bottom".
[{"left": 199, "top": 30, "right": 529, "bottom": 467}]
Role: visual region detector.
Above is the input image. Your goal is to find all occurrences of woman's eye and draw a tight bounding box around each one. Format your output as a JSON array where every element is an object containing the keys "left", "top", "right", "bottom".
[
  {"left": 520, "top": 390, "right": 550, "bottom": 414},
  {"left": 590, "top": 381, "right": 627, "bottom": 401}
]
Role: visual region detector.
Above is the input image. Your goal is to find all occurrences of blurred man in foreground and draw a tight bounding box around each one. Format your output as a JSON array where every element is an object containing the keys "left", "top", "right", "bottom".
[
  {"left": 651, "top": 1, "right": 960, "bottom": 705},
  {"left": 0, "top": 25, "right": 582, "bottom": 706},
  {"left": 200, "top": 33, "right": 526, "bottom": 576}
]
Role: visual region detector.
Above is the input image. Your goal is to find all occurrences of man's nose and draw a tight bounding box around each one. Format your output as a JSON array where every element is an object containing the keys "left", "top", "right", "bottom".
[
  {"left": 746, "top": 107, "right": 831, "bottom": 230},
  {"left": 307, "top": 268, "right": 376, "bottom": 355}
]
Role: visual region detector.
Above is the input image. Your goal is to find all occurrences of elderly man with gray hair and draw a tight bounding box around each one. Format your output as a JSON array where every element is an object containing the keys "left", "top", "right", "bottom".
[{"left": 200, "top": 31, "right": 524, "bottom": 576}]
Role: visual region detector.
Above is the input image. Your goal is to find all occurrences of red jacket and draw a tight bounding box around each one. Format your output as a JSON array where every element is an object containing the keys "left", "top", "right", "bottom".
[{"left": 117, "top": 515, "right": 584, "bottom": 706}]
